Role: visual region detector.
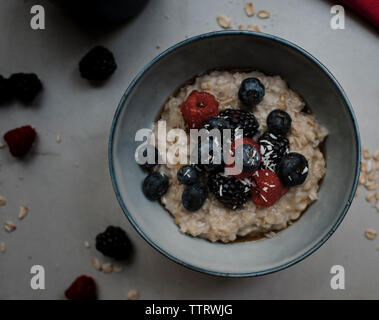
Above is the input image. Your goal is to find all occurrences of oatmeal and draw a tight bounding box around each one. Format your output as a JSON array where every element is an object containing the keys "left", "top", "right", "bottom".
[{"left": 148, "top": 71, "right": 328, "bottom": 243}]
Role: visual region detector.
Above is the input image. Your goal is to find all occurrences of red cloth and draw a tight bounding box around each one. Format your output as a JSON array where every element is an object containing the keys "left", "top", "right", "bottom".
[{"left": 339, "top": 0, "right": 379, "bottom": 28}]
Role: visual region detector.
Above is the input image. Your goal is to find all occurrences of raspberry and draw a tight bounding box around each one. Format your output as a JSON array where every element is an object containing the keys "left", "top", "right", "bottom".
[
  {"left": 3, "top": 125, "right": 37, "bottom": 158},
  {"left": 9, "top": 73, "right": 42, "bottom": 103},
  {"left": 79, "top": 46, "right": 117, "bottom": 81},
  {"left": 0, "top": 75, "right": 12, "bottom": 104},
  {"left": 180, "top": 90, "right": 219, "bottom": 129},
  {"left": 65, "top": 275, "right": 97, "bottom": 300},
  {"left": 251, "top": 169, "right": 288, "bottom": 207},
  {"left": 95, "top": 226, "right": 132, "bottom": 260}
]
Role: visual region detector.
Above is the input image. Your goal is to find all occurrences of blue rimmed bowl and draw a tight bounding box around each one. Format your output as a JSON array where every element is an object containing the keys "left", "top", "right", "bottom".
[{"left": 109, "top": 31, "right": 360, "bottom": 277}]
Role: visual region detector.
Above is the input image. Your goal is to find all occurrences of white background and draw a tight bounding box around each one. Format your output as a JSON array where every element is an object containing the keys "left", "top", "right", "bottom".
[{"left": 0, "top": 0, "right": 378, "bottom": 299}]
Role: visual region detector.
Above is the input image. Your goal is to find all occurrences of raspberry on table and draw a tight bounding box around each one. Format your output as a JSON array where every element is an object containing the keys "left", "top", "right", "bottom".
[
  {"left": 95, "top": 226, "right": 132, "bottom": 260},
  {"left": 3, "top": 125, "right": 37, "bottom": 158},
  {"left": 65, "top": 275, "right": 97, "bottom": 300},
  {"left": 9, "top": 73, "right": 42, "bottom": 103},
  {"left": 180, "top": 90, "right": 219, "bottom": 129},
  {"left": 79, "top": 46, "right": 117, "bottom": 81},
  {"left": 0, "top": 75, "right": 12, "bottom": 104}
]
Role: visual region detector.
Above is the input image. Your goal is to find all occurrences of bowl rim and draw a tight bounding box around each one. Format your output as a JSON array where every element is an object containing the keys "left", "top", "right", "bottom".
[{"left": 108, "top": 30, "right": 361, "bottom": 277}]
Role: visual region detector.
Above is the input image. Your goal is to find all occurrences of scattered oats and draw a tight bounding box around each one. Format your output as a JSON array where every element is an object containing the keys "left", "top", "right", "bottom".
[
  {"left": 0, "top": 242, "right": 5, "bottom": 253},
  {"left": 0, "top": 142, "right": 4, "bottom": 149},
  {"left": 113, "top": 266, "right": 123, "bottom": 273},
  {"left": 18, "top": 205, "right": 28, "bottom": 220},
  {"left": 244, "top": 2, "right": 255, "bottom": 16},
  {"left": 368, "top": 170, "right": 377, "bottom": 181},
  {"left": 56, "top": 134, "right": 62, "bottom": 143},
  {"left": 247, "top": 24, "right": 260, "bottom": 32},
  {"left": 4, "top": 221, "right": 16, "bottom": 232},
  {"left": 84, "top": 241, "right": 90, "bottom": 248},
  {"left": 217, "top": 15, "right": 232, "bottom": 29},
  {"left": 361, "top": 161, "right": 367, "bottom": 172},
  {"left": 365, "top": 228, "right": 377, "bottom": 240},
  {"left": 363, "top": 149, "right": 371, "bottom": 159},
  {"left": 102, "top": 263, "right": 113, "bottom": 273},
  {"left": 127, "top": 289, "right": 140, "bottom": 300},
  {"left": 0, "top": 196, "right": 6, "bottom": 206},
  {"left": 365, "top": 181, "right": 378, "bottom": 190},
  {"left": 91, "top": 258, "right": 102, "bottom": 271},
  {"left": 257, "top": 10, "right": 270, "bottom": 19},
  {"left": 375, "top": 161, "right": 379, "bottom": 171},
  {"left": 374, "top": 150, "right": 379, "bottom": 161},
  {"left": 359, "top": 172, "right": 366, "bottom": 185},
  {"left": 366, "top": 192, "right": 376, "bottom": 203}
]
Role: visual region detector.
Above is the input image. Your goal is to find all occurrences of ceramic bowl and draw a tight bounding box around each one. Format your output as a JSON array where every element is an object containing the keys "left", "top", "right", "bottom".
[{"left": 109, "top": 31, "right": 360, "bottom": 277}]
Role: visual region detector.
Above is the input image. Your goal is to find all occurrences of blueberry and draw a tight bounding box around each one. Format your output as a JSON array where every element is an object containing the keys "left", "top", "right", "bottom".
[
  {"left": 238, "top": 78, "right": 265, "bottom": 108},
  {"left": 136, "top": 145, "right": 160, "bottom": 170},
  {"left": 142, "top": 172, "right": 169, "bottom": 200},
  {"left": 267, "top": 109, "right": 292, "bottom": 136},
  {"left": 193, "top": 137, "right": 224, "bottom": 171},
  {"left": 177, "top": 165, "right": 200, "bottom": 185},
  {"left": 182, "top": 183, "right": 208, "bottom": 212},
  {"left": 234, "top": 143, "right": 261, "bottom": 173},
  {"left": 278, "top": 152, "right": 309, "bottom": 186}
]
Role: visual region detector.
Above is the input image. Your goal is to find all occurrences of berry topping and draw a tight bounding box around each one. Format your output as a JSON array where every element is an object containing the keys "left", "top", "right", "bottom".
[
  {"left": 203, "top": 116, "right": 232, "bottom": 132},
  {"left": 180, "top": 90, "right": 219, "bottom": 129},
  {"left": 136, "top": 144, "right": 160, "bottom": 170},
  {"left": 194, "top": 136, "right": 224, "bottom": 171},
  {"left": 79, "top": 46, "right": 117, "bottom": 81},
  {"left": 226, "top": 138, "right": 261, "bottom": 179},
  {"left": 95, "top": 226, "right": 132, "bottom": 260},
  {"left": 251, "top": 169, "right": 288, "bottom": 207},
  {"left": 65, "top": 275, "right": 97, "bottom": 300},
  {"left": 177, "top": 165, "right": 200, "bottom": 185},
  {"left": 9, "top": 73, "right": 42, "bottom": 103},
  {"left": 0, "top": 75, "right": 12, "bottom": 104},
  {"left": 267, "top": 109, "right": 292, "bottom": 135},
  {"left": 182, "top": 183, "right": 208, "bottom": 212},
  {"left": 278, "top": 152, "right": 309, "bottom": 186},
  {"left": 219, "top": 109, "right": 259, "bottom": 140},
  {"left": 3, "top": 125, "right": 37, "bottom": 158},
  {"left": 258, "top": 132, "right": 289, "bottom": 172},
  {"left": 238, "top": 77, "right": 265, "bottom": 108},
  {"left": 208, "top": 171, "right": 252, "bottom": 210},
  {"left": 142, "top": 172, "right": 169, "bottom": 200}
]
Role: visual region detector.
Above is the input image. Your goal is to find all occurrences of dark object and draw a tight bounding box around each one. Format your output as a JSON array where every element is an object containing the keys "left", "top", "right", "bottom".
[
  {"left": 259, "top": 132, "right": 289, "bottom": 172},
  {"left": 65, "top": 275, "right": 97, "bottom": 300},
  {"left": 9, "top": 73, "right": 42, "bottom": 103},
  {"left": 194, "top": 136, "right": 224, "bottom": 170},
  {"left": 79, "top": 46, "right": 117, "bottom": 81},
  {"left": 182, "top": 183, "right": 208, "bottom": 212},
  {"left": 0, "top": 75, "right": 12, "bottom": 104},
  {"left": 203, "top": 117, "right": 232, "bottom": 132},
  {"left": 235, "top": 143, "right": 261, "bottom": 173},
  {"left": 137, "top": 145, "right": 159, "bottom": 170},
  {"left": 278, "top": 152, "right": 309, "bottom": 186},
  {"left": 142, "top": 172, "right": 169, "bottom": 200},
  {"left": 3, "top": 125, "right": 37, "bottom": 158},
  {"left": 219, "top": 109, "right": 259, "bottom": 139},
  {"left": 95, "top": 226, "right": 132, "bottom": 260},
  {"left": 267, "top": 109, "right": 292, "bottom": 135},
  {"left": 177, "top": 165, "right": 200, "bottom": 185},
  {"left": 208, "top": 172, "right": 251, "bottom": 210},
  {"left": 238, "top": 77, "right": 265, "bottom": 108}
]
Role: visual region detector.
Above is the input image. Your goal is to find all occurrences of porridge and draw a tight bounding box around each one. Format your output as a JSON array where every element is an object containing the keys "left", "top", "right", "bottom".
[{"left": 140, "top": 70, "right": 328, "bottom": 243}]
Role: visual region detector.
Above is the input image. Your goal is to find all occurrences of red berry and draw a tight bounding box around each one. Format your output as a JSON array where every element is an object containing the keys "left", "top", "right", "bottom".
[
  {"left": 180, "top": 90, "right": 219, "bottom": 129},
  {"left": 3, "top": 125, "right": 37, "bottom": 158},
  {"left": 251, "top": 169, "right": 288, "bottom": 207},
  {"left": 225, "top": 138, "right": 261, "bottom": 179},
  {"left": 65, "top": 275, "right": 97, "bottom": 300}
]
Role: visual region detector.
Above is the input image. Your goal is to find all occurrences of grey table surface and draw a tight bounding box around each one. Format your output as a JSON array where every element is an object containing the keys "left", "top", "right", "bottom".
[{"left": 0, "top": 0, "right": 378, "bottom": 300}]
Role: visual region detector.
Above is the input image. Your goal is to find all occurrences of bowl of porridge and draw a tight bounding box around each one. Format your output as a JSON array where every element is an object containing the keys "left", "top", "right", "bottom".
[{"left": 109, "top": 31, "right": 360, "bottom": 276}]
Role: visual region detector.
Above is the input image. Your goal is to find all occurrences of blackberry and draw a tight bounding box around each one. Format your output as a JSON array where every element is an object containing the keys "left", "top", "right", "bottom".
[
  {"left": 219, "top": 109, "right": 259, "bottom": 140},
  {"left": 9, "top": 73, "right": 42, "bottom": 103},
  {"left": 95, "top": 226, "right": 132, "bottom": 260},
  {"left": 0, "top": 75, "right": 12, "bottom": 104},
  {"left": 208, "top": 172, "right": 251, "bottom": 210},
  {"left": 258, "top": 132, "right": 289, "bottom": 172},
  {"left": 79, "top": 46, "right": 117, "bottom": 81}
]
